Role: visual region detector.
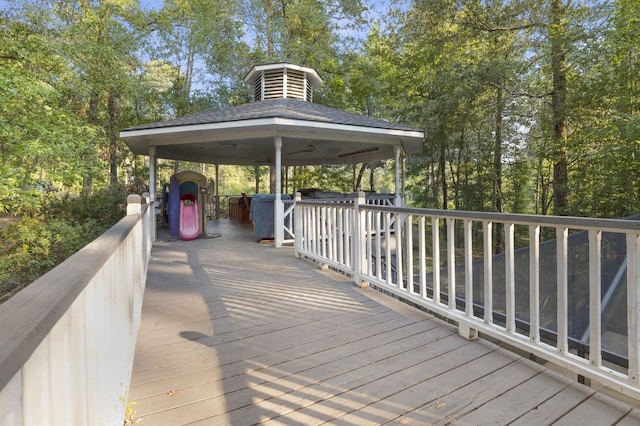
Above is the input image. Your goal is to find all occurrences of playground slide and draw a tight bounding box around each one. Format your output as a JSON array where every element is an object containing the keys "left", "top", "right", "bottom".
[{"left": 179, "top": 193, "right": 200, "bottom": 241}]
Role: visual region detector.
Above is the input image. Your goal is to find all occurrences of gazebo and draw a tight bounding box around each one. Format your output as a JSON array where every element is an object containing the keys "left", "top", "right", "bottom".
[{"left": 120, "top": 63, "right": 425, "bottom": 247}]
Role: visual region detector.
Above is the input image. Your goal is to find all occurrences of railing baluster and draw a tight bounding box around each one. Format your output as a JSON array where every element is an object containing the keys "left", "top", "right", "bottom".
[
  {"left": 306, "top": 205, "right": 312, "bottom": 253},
  {"left": 589, "top": 229, "right": 602, "bottom": 368},
  {"left": 483, "top": 221, "right": 493, "bottom": 324},
  {"left": 505, "top": 223, "right": 515, "bottom": 333},
  {"left": 376, "top": 211, "right": 382, "bottom": 281},
  {"left": 333, "top": 205, "right": 339, "bottom": 262},
  {"left": 464, "top": 219, "right": 473, "bottom": 317},
  {"left": 557, "top": 227, "right": 569, "bottom": 354},
  {"left": 385, "top": 212, "right": 392, "bottom": 285},
  {"left": 311, "top": 206, "right": 317, "bottom": 255},
  {"left": 627, "top": 233, "right": 640, "bottom": 385},
  {"left": 345, "top": 205, "right": 352, "bottom": 268},
  {"left": 447, "top": 218, "right": 456, "bottom": 311},
  {"left": 407, "top": 215, "right": 414, "bottom": 293},
  {"left": 419, "top": 215, "right": 426, "bottom": 299},
  {"left": 530, "top": 225, "right": 540, "bottom": 343},
  {"left": 375, "top": 211, "right": 382, "bottom": 280},
  {"left": 396, "top": 214, "right": 404, "bottom": 288},
  {"left": 294, "top": 194, "right": 302, "bottom": 257},
  {"left": 321, "top": 205, "right": 327, "bottom": 259},
  {"left": 337, "top": 206, "right": 344, "bottom": 265},
  {"left": 433, "top": 217, "right": 441, "bottom": 304},
  {"left": 365, "top": 209, "right": 372, "bottom": 276},
  {"left": 328, "top": 205, "right": 333, "bottom": 259}
]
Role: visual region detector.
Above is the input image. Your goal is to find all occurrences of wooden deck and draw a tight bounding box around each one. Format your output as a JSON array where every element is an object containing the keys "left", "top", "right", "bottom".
[{"left": 128, "top": 219, "right": 640, "bottom": 425}]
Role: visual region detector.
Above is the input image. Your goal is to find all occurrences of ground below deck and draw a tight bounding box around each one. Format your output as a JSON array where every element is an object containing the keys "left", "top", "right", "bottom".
[{"left": 128, "top": 219, "right": 640, "bottom": 425}]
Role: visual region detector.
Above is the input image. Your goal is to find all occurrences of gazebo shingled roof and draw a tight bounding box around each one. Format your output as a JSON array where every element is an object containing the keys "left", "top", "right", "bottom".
[{"left": 121, "top": 98, "right": 424, "bottom": 167}]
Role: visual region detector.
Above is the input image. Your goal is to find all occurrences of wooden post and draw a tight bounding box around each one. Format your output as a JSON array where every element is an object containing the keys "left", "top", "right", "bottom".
[
  {"left": 353, "top": 191, "right": 368, "bottom": 287},
  {"left": 394, "top": 145, "right": 401, "bottom": 207},
  {"left": 148, "top": 145, "right": 157, "bottom": 242},
  {"left": 274, "top": 136, "right": 283, "bottom": 248},
  {"left": 627, "top": 233, "right": 640, "bottom": 384},
  {"left": 294, "top": 192, "right": 302, "bottom": 258},
  {"left": 215, "top": 164, "right": 220, "bottom": 219}
]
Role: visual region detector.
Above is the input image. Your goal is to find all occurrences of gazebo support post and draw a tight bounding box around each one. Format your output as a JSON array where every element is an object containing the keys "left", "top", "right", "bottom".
[
  {"left": 274, "top": 136, "right": 284, "bottom": 248},
  {"left": 149, "top": 145, "right": 157, "bottom": 241},
  {"left": 215, "top": 164, "right": 220, "bottom": 219},
  {"left": 394, "top": 145, "right": 403, "bottom": 207}
]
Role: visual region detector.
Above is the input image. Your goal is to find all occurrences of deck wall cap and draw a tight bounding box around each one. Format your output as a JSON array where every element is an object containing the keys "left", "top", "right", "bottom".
[{"left": 127, "top": 194, "right": 143, "bottom": 215}]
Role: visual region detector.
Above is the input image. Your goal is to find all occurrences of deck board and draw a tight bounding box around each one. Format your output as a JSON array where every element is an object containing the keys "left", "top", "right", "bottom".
[{"left": 128, "top": 219, "right": 638, "bottom": 425}]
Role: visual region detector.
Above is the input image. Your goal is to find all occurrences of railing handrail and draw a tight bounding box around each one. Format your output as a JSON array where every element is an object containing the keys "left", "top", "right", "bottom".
[{"left": 361, "top": 204, "right": 640, "bottom": 233}]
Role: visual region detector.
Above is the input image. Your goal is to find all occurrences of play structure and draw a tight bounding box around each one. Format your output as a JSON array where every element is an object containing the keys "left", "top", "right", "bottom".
[{"left": 162, "top": 171, "right": 207, "bottom": 240}]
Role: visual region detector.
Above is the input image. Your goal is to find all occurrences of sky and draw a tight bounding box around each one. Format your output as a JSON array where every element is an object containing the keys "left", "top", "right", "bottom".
[{"left": 135, "top": 0, "right": 408, "bottom": 92}]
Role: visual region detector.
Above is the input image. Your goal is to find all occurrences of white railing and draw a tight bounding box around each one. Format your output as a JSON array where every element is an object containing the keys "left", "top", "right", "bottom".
[
  {"left": 0, "top": 194, "right": 153, "bottom": 425},
  {"left": 294, "top": 191, "right": 640, "bottom": 401},
  {"left": 283, "top": 199, "right": 295, "bottom": 244},
  {"left": 282, "top": 193, "right": 396, "bottom": 244}
]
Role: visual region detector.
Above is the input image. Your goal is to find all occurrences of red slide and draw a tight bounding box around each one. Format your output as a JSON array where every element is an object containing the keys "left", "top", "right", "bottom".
[{"left": 179, "top": 193, "right": 199, "bottom": 240}]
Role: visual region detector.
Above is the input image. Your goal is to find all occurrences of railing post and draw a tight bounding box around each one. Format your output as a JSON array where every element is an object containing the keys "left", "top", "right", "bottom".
[
  {"left": 446, "top": 218, "right": 456, "bottom": 311},
  {"left": 483, "top": 221, "right": 493, "bottom": 325},
  {"left": 557, "top": 227, "right": 569, "bottom": 355},
  {"left": 126, "top": 194, "right": 143, "bottom": 216},
  {"left": 505, "top": 223, "right": 515, "bottom": 334},
  {"left": 352, "top": 191, "right": 368, "bottom": 288},
  {"left": 143, "top": 192, "right": 154, "bottom": 264},
  {"left": 627, "top": 233, "right": 640, "bottom": 384},
  {"left": 128, "top": 194, "right": 149, "bottom": 284},
  {"left": 589, "top": 230, "right": 602, "bottom": 368},
  {"left": 530, "top": 225, "right": 541, "bottom": 344},
  {"left": 433, "top": 217, "right": 441, "bottom": 304},
  {"left": 294, "top": 193, "right": 302, "bottom": 258}
]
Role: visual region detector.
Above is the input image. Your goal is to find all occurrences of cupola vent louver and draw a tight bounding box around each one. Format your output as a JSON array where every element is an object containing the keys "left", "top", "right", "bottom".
[{"left": 244, "top": 63, "right": 322, "bottom": 103}]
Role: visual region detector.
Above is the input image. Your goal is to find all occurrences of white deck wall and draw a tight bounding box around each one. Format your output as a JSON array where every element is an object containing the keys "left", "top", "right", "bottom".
[{"left": 0, "top": 195, "right": 152, "bottom": 425}]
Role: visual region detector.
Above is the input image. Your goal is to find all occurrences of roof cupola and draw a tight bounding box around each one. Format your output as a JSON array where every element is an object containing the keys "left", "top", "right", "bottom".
[{"left": 243, "top": 63, "right": 323, "bottom": 102}]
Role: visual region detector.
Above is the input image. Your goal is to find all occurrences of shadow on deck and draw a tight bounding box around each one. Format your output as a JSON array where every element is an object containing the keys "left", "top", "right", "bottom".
[{"left": 128, "top": 219, "right": 639, "bottom": 425}]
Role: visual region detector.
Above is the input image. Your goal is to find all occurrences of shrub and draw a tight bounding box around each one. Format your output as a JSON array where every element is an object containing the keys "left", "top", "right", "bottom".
[{"left": 0, "top": 187, "right": 127, "bottom": 303}]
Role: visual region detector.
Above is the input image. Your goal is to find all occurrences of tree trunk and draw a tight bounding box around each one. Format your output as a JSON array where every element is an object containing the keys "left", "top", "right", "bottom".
[
  {"left": 369, "top": 163, "right": 375, "bottom": 192},
  {"left": 82, "top": 93, "right": 99, "bottom": 197},
  {"left": 107, "top": 93, "right": 120, "bottom": 185},
  {"left": 254, "top": 165, "right": 260, "bottom": 193},
  {"left": 439, "top": 137, "right": 448, "bottom": 210},
  {"left": 494, "top": 84, "right": 505, "bottom": 252},
  {"left": 269, "top": 166, "right": 276, "bottom": 194},
  {"left": 551, "top": 0, "right": 569, "bottom": 215},
  {"left": 354, "top": 163, "right": 367, "bottom": 191}
]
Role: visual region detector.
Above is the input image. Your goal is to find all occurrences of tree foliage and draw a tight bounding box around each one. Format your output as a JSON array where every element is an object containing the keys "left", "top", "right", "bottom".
[{"left": 1, "top": 0, "right": 639, "bottom": 219}]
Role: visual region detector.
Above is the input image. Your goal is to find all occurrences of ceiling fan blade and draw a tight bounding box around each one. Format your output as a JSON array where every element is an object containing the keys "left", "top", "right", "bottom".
[{"left": 287, "top": 143, "right": 316, "bottom": 155}]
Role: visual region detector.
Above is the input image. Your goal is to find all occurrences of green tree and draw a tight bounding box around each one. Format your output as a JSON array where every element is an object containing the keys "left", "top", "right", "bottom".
[{"left": 0, "top": 12, "right": 97, "bottom": 206}]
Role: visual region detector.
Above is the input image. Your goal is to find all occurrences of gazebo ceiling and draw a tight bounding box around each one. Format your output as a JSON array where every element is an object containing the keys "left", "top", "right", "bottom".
[{"left": 120, "top": 98, "right": 424, "bottom": 167}]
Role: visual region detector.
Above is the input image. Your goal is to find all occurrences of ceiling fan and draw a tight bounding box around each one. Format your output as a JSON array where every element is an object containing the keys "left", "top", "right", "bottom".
[
  {"left": 254, "top": 156, "right": 273, "bottom": 164},
  {"left": 287, "top": 142, "right": 316, "bottom": 155}
]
